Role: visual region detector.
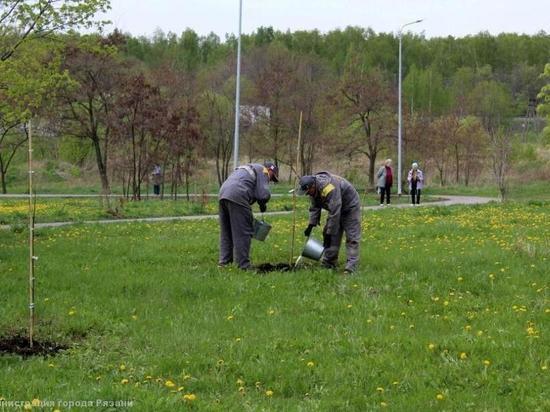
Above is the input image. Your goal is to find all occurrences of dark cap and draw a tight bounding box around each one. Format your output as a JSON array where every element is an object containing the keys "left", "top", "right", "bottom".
[
  {"left": 264, "top": 162, "right": 279, "bottom": 182},
  {"left": 296, "top": 175, "right": 316, "bottom": 195}
]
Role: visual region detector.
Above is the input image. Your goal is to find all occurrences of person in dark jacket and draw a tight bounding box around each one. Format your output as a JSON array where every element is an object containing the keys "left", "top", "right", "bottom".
[
  {"left": 298, "top": 172, "right": 361, "bottom": 274},
  {"left": 376, "top": 159, "right": 393, "bottom": 206},
  {"left": 218, "top": 162, "right": 279, "bottom": 269}
]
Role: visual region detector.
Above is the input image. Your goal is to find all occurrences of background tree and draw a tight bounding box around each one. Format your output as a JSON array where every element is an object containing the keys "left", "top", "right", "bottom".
[
  {"left": 57, "top": 36, "right": 124, "bottom": 198},
  {"left": 110, "top": 73, "right": 169, "bottom": 200},
  {"left": 537, "top": 63, "right": 550, "bottom": 143},
  {"left": 339, "top": 54, "right": 396, "bottom": 185},
  {"left": 469, "top": 80, "right": 515, "bottom": 199},
  {"left": 246, "top": 42, "right": 298, "bottom": 168},
  {"left": 0, "top": 39, "right": 68, "bottom": 192},
  {"left": 0, "top": 0, "right": 110, "bottom": 62}
]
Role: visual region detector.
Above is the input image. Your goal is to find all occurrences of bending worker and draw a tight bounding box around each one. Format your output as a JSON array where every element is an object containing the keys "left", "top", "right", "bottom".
[
  {"left": 218, "top": 162, "right": 279, "bottom": 270},
  {"left": 297, "top": 172, "right": 361, "bottom": 274}
]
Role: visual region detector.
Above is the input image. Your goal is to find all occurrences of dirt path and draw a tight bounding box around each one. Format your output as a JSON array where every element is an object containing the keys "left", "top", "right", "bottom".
[{"left": 0, "top": 195, "right": 497, "bottom": 230}]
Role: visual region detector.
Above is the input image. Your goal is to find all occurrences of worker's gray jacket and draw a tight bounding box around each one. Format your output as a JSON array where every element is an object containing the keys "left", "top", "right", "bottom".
[
  {"left": 219, "top": 163, "right": 271, "bottom": 208},
  {"left": 308, "top": 172, "right": 360, "bottom": 236}
]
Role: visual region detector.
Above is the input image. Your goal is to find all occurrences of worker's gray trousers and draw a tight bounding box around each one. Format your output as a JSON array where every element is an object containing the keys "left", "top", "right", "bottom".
[
  {"left": 219, "top": 199, "right": 254, "bottom": 269},
  {"left": 322, "top": 206, "right": 361, "bottom": 272}
]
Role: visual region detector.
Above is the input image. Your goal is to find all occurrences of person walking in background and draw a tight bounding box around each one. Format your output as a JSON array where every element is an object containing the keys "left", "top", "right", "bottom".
[
  {"left": 407, "top": 162, "right": 424, "bottom": 205},
  {"left": 218, "top": 162, "right": 279, "bottom": 270},
  {"left": 152, "top": 164, "right": 162, "bottom": 196},
  {"left": 376, "top": 159, "right": 393, "bottom": 206},
  {"left": 298, "top": 172, "right": 361, "bottom": 274}
]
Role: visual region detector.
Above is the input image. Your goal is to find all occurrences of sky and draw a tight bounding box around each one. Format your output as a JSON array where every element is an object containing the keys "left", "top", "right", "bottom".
[{"left": 101, "top": 0, "right": 550, "bottom": 39}]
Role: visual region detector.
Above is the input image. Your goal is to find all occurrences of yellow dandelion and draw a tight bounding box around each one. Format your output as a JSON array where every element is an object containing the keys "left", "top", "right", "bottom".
[
  {"left": 268, "top": 309, "right": 275, "bottom": 315},
  {"left": 178, "top": 386, "right": 184, "bottom": 392},
  {"left": 376, "top": 387, "right": 384, "bottom": 393},
  {"left": 457, "top": 276, "right": 463, "bottom": 281},
  {"left": 436, "top": 393, "right": 445, "bottom": 400},
  {"left": 235, "top": 337, "right": 241, "bottom": 342},
  {"left": 428, "top": 343, "right": 436, "bottom": 350},
  {"left": 265, "top": 390, "right": 274, "bottom": 397},
  {"left": 465, "top": 325, "right": 472, "bottom": 331},
  {"left": 121, "top": 379, "right": 129, "bottom": 384},
  {"left": 460, "top": 352, "right": 467, "bottom": 360},
  {"left": 307, "top": 361, "right": 315, "bottom": 368},
  {"left": 381, "top": 401, "right": 388, "bottom": 407},
  {"left": 183, "top": 393, "right": 196, "bottom": 401},
  {"left": 226, "top": 315, "right": 234, "bottom": 321},
  {"left": 483, "top": 360, "right": 491, "bottom": 366},
  {"left": 119, "top": 364, "right": 126, "bottom": 371},
  {"left": 236, "top": 378, "right": 245, "bottom": 386},
  {"left": 165, "top": 380, "right": 176, "bottom": 388},
  {"left": 48, "top": 363, "right": 55, "bottom": 368},
  {"left": 31, "top": 399, "right": 40, "bottom": 407},
  {"left": 238, "top": 386, "right": 245, "bottom": 393},
  {"left": 541, "top": 365, "right": 548, "bottom": 371},
  {"left": 68, "top": 309, "right": 76, "bottom": 316}
]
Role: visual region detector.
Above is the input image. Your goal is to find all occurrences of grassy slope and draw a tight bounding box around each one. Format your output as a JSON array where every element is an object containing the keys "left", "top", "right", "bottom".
[{"left": 0, "top": 203, "right": 548, "bottom": 410}]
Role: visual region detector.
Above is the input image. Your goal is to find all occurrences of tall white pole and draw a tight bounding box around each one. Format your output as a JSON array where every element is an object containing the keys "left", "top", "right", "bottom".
[
  {"left": 398, "top": 19, "right": 422, "bottom": 196},
  {"left": 398, "top": 32, "right": 403, "bottom": 195},
  {"left": 233, "top": 0, "right": 243, "bottom": 170}
]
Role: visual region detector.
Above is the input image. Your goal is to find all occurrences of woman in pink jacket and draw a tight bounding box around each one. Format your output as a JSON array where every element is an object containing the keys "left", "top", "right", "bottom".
[{"left": 407, "top": 162, "right": 424, "bottom": 205}]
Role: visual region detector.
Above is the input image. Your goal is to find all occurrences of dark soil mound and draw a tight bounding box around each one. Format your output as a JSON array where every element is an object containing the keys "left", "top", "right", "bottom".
[
  {"left": 0, "top": 335, "right": 67, "bottom": 358},
  {"left": 256, "top": 263, "right": 294, "bottom": 273}
]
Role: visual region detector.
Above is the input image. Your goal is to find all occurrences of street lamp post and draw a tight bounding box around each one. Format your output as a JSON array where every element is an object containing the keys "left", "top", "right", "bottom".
[
  {"left": 398, "top": 19, "right": 422, "bottom": 196},
  {"left": 233, "top": 0, "right": 243, "bottom": 170}
]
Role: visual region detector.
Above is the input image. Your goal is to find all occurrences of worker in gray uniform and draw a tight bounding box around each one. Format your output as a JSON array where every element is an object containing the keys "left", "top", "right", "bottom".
[
  {"left": 297, "top": 172, "right": 361, "bottom": 274},
  {"left": 218, "top": 162, "right": 279, "bottom": 270}
]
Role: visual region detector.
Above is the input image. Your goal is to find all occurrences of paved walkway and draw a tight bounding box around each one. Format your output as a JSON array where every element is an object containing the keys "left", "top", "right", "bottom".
[{"left": 0, "top": 195, "right": 497, "bottom": 230}]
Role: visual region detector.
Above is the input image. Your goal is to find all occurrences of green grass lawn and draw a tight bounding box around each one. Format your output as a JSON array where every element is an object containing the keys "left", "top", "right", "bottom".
[
  {"left": 0, "top": 194, "right": 420, "bottom": 226},
  {"left": 425, "top": 181, "right": 550, "bottom": 201},
  {"left": 1, "top": 203, "right": 549, "bottom": 410}
]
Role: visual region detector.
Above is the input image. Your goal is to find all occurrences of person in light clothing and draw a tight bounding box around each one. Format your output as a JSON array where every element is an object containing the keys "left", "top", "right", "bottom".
[{"left": 407, "top": 162, "right": 424, "bottom": 205}]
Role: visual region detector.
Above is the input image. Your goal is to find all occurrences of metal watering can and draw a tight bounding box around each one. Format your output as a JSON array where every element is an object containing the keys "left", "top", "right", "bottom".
[
  {"left": 253, "top": 218, "right": 272, "bottom": 241},
  {"left": 301, "top": 237, "right": 325, "bottom": 261}
]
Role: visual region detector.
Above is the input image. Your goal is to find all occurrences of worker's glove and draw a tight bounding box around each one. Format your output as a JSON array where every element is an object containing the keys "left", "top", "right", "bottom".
[
  {"left": 304, "top": 224, "right": 315, "bottom": 237},
  {"left": 323, "top": 233, "right": 331, "bottom": 248},
  {"left": 259, "top": 203, "right": 267, "bottom": 213}
]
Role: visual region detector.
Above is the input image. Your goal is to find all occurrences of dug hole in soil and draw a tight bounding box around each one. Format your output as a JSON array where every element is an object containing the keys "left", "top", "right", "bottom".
[
  {"left": 0, "top": 334, "right": 67, "bottom": 358},
  {"left": 256, "top": 263, "right": 294, "bottom": 273}
]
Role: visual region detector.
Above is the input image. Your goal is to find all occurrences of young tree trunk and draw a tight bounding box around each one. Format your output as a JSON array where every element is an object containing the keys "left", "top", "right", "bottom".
[
  {"left": 0, "top": 168, "right": 6, "bottom": 194},
  {"left": 91, "top": 136, "right": 111, "bottom": 204},
  {"left": 185, "top": 171, "right": 190, "bottom": 201},
  {"left": 454, "top": 143, "right": 460, "bottom": 184}
]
